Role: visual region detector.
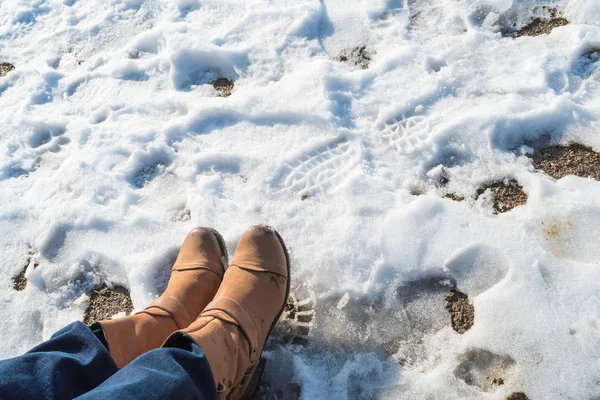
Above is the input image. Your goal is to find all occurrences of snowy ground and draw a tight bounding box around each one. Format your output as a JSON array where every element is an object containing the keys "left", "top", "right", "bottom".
[{"left": 1, "top": 0, "right": 600, "bottom": 398}]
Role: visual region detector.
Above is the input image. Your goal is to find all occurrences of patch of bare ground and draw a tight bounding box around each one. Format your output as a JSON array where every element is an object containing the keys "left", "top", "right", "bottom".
[
  {"left": 477, "top": 180, "right": 528, "bottom": 214},
  {"left": 454, "top": 348, "right": 517, "bottom": 392},
  {"left": 337, "top": 46, "right": 372, "bottom": 69},
  {"left": 532, "top": 144, "right": 600, "bottom": 181},
  {"left": 12, "top": 250, "right": 38, "bottom": 291},
  {"left": 12, "top": 271, "right": 27, "bottom": 291},
  {"left": 0, "top": 62, "right": 14, "bottom": 77},
  {"left": 445, "top": 193, "right": 465, "bottom": 202},
  {"left": 514, "top": 16, "right": 568, "bottom": 37},
  {"left": 506, "top": 7, "right": 569, "bottom": 38},
  {"left": 83, "top": 284, "right": 134, "bottom": 325},
  {"left": 213, "top": 77, "right": 234, "bottom": 97},
  {"left": 445, "top": 289, "right": 474, "bottom": 334},
  {"left": 507, "top": 392, "right": 530, "bottom": 400}
]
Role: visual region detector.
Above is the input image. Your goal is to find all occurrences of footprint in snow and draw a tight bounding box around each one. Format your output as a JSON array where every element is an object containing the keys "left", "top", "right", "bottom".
[
  {"left": 379, "top": 113, "right": 434, "bottom": 156},
  {"left": 453, "top": 348, "right": 518, "bottom": 393},
  {"left": 444, "top": 243, "right": 510, "bottom": 298},
  {"left": 269, "top": 281, "right": 315, "bottom": 347},
  {"left": 542, "top": 207, "right": 600, "bottom": 264},
  {"left": 272, "top": 137, "right": 362, "bottom": 198},
  {"left": 26, "top": 121, "right": 69, "bottom": 152}
]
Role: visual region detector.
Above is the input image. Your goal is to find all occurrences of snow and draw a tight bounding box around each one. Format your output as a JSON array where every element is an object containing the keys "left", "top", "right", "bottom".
[{"left": 1, "top": 0, "right": 600, "bottom": 398}]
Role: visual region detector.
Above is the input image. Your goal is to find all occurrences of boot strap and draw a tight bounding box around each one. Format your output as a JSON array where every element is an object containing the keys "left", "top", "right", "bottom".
[
  {"left": 231, "top": 261, "right": 287, "bottom": 278},
  {"left": 202, "top": 297, "right": 258, "bottom": 357},
  {"left": 172, "top": 262, "right": 224, "bottom": 280},
  {"left": 137, "top": 296, "right": 192, "bottom": 330}
]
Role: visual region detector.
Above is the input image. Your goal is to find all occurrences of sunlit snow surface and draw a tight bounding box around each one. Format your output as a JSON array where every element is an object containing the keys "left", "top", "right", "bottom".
[{"left": 1, "top": 0, "right": 600, "bottom": 398}]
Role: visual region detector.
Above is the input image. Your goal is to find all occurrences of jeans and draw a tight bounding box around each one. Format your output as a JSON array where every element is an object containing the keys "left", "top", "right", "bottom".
[{"left": 0, "top": 321, "right": 217, "bottom": 400}]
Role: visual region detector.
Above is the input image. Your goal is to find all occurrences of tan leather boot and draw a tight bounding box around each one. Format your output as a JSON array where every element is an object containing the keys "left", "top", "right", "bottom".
[
  {"left": 164, "top": 225, "right": 290, "bottom": 399},
  {"left": 94, "top": 227, "right": 228, "bottom": 368}
]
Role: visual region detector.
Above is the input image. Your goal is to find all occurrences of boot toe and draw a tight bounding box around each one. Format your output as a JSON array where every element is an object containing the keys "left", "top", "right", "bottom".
[
  {"left": 175, "top": 227, "right": 227, "bottom": 271},
  {"left": 231, "top": 225, "right": 288, "bottom": 277}
]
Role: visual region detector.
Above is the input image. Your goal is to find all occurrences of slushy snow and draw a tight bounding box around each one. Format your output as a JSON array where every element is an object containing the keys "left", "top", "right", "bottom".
[{"left": 1, "top": 0, "right": 600, "bottom": 398}]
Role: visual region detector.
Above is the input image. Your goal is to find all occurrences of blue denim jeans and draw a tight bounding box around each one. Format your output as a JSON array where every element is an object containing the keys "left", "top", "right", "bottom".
[{"left": 0, "top": 321, "right": 217, "bottom": 400}]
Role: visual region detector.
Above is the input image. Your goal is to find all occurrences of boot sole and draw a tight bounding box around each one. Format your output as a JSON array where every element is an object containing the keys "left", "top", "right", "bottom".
[{"left": 240, "top": 226, "right": 291, "bottom": 400}]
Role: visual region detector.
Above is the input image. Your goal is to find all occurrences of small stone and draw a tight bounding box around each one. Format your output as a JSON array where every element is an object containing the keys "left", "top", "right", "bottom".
[{"left": 336, "top": 292, "right": 350, "bottom": 310}]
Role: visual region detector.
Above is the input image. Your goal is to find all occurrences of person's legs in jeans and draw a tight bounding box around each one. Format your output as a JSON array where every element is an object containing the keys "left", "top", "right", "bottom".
[
  {"left": 0, "top": 321, "right": 116, "bottom": 399},
  {"left": 76, "top": 338, "right": 216, "bottom": 400},
  {"left": 0, "top": 320, "right": 217, "bottom": 400}
]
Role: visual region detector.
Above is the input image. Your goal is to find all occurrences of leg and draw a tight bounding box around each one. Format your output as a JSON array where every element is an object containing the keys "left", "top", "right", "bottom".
[
  {"left": 76, "top": 337, "right": 217, "bottom": 400},
  {"left": 0, "top": 321, "right": 117, "bottom": 400}
]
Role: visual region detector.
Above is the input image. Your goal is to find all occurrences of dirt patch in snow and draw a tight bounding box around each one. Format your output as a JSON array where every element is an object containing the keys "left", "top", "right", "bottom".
[
  {"left": 445, "top": 193, "right": 465, "bottom": 202},
  {"left": 0, "top": 62, "right": 14, "bottom": 77},
  {"left": 543, "top": 220, "right": 570, "bottom": 241},
  {"left": 509, "top": 7, "right": 569, "bottom": 38},
  {"left": 337, "top": 46, "right": 372, "bottom": 69},
  {"left": 445, "top": 289, "right": 474, "bottom": 333},
  {"left": 506, "top": 392, "right": 530, "bottom": 400},
  {"left": 213, "top": 77, "right": 234, "bottom": 97},
  {"left": 12, "top": 250, "right": 38, "bottom": 291},
  {"left": 514, "top": 17, "right": 568, "bottom": 37},
  {"left": 477, "top": 180, "right": 528, "bottom": 214},
  {"left": 532, "top": 144, "right": 600, "bottom": 181},
  {"left": 454, "top": 348, "right": 516, "bottom": 392},
  {"left": 83, "top": 284, "right": 134, "bottom": 325},
  {"left": 12, "top": 270, "right": 28, "bottom": 291}
]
